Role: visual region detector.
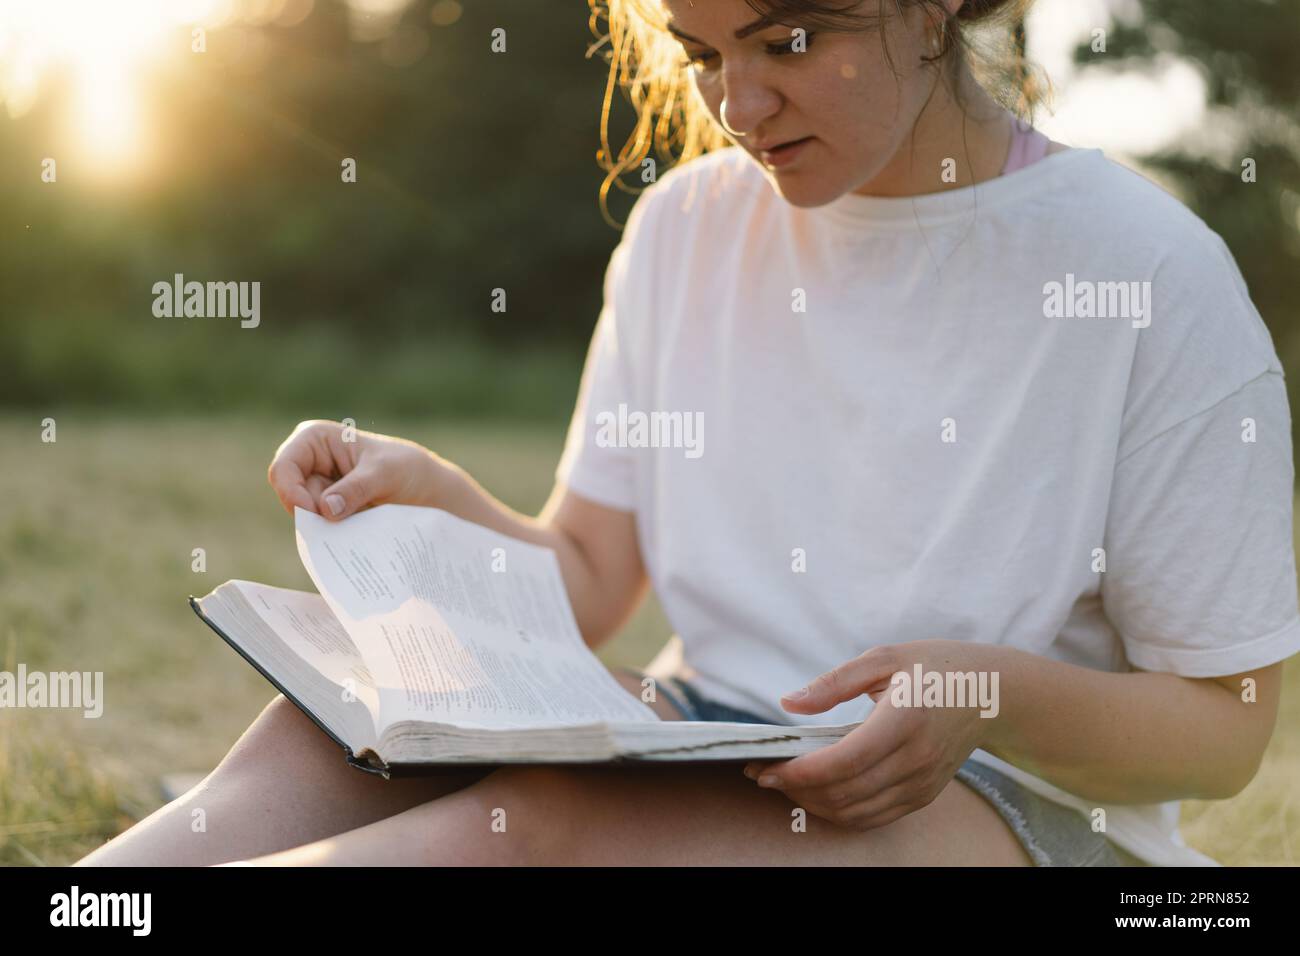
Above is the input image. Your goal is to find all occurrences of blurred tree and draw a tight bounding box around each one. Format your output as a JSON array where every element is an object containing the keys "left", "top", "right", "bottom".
[
  {"left": 1, "top": 3, "right": 620, "bottom": 339},
  {"left": 0, "top": 0, "right": 631, "bottom": 417}
]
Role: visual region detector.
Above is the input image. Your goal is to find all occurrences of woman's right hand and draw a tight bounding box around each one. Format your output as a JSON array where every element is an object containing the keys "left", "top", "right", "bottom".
[{"left": 267, "top": 420, "right": 448, "bottom": 520}]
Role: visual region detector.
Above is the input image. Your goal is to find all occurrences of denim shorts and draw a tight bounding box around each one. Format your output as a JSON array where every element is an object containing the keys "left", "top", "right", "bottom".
[{"left": 621, "top": 668, "right": 1147, "bottom": 867}]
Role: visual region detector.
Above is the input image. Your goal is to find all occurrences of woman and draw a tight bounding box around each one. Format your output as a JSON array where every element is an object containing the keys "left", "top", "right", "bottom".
[{"left": 79, "top": 0, "right": 1297, "bottom": 866}]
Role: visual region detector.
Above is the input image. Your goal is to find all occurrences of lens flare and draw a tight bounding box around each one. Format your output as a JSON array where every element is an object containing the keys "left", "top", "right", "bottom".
[{"left": 0, "top": 0, "right": 224, "bottom": 176}]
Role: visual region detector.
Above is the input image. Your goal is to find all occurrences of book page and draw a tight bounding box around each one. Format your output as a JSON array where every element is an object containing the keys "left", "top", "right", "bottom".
[
  {"left": 294, "top": 504, "right": 657, "bottom": 730},
  {"left": 231, "top": 580, "right": 380, "bottom": 721}
]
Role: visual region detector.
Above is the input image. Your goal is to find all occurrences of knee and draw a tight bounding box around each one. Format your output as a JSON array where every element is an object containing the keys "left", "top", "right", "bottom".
[{"left": 211, "top": 694, "right": 324, "bottom": 782}]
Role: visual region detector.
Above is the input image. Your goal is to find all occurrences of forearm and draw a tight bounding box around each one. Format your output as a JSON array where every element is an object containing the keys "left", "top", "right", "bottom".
[{"left": 978, "top": 646, "right": 1264, "bottom": 804}]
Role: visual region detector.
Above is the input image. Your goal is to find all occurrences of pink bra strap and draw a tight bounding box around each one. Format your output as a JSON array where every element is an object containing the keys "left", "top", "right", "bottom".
[{"left": 1001, "top": 120, "right": 1049, "bottom": 175}]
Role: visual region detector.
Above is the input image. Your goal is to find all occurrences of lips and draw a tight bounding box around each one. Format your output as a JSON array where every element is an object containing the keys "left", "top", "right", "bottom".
[
  {"left": 757, "top": 135, "right": 814, "bottom": 168},
  {"left": 757, "top": 135, "right": 813, "bottom": 152}
]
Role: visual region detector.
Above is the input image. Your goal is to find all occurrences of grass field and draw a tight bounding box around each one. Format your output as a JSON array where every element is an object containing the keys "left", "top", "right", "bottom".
[{"left": 1, "top": 414, "right": 1297, "bottom": 865}]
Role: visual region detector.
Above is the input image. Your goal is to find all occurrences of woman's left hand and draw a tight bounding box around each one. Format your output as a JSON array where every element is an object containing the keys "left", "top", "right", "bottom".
[{"left": 742, "top": 640, "right": 1000, "bottom": 831}]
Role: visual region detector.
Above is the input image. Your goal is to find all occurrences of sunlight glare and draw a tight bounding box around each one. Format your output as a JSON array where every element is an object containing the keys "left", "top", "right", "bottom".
[{"left": 0, "top": 0, "right": 223, "bottom": 174}]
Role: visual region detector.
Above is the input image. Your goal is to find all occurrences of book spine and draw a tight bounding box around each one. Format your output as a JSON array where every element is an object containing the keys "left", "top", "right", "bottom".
[
  {"left": 189, "top": 594, "right": 366, "bottom": 772},
  {"left": 345, "top": 751, "right": 390, "bottom": 778}
]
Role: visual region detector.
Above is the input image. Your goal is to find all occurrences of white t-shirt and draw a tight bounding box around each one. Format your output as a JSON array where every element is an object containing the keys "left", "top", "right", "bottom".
[{"left": 554, "top": 145, "right": 1300, "bottom": 866}]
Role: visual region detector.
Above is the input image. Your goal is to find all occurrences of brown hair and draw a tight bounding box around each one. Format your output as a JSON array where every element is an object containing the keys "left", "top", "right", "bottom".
[{"left": 586, "top": 0, "right": 1050, "bottom": 226}]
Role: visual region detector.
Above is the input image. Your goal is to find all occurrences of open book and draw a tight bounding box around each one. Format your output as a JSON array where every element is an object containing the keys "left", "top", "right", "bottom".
[{"left": 191, "top": 504, "right": 858, "bottom": 776}]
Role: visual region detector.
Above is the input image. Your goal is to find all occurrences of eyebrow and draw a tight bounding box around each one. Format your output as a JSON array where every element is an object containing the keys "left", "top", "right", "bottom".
[{"left": 666, "top": 14, "right": 779, "bottom": 46}]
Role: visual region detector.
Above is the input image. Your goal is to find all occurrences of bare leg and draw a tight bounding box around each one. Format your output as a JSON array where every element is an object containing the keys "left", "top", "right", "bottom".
[
  {"left": 239, "top": 760, "right": 1032, "bottom": 866},
  {"left": 77, "top": 669, "right": 675, "bottom": 866},
  {"left": 75, "top": 694, "right": 492, "bottom": 866}
]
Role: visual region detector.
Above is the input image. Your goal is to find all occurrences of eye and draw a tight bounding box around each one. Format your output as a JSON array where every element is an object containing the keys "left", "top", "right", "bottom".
[
  {"left": 686, "top": 49, "right": 718, "bottom": 71},
  {"left": 682, "top": 30, "right": 817, "bottom": 72},
  {"left": 766, "top": 31, "right": 816, "bottom": 55}
]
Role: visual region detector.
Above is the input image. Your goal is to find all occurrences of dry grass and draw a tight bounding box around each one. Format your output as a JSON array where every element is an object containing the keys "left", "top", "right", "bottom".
[
  {"left": 0, "top": 414, "right": 1295, "bottom": 865},
  {"left": 0, "top": 414, "right": 669, "bottom": 864}
]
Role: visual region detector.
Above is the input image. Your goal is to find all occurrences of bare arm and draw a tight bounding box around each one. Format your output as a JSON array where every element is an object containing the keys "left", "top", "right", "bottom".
[
  {"left": 979, "top": 647, "right": 1283, "bottom": 803},
  {"left": 771, "top": 640, "right": 1286, "bottom": 830}
]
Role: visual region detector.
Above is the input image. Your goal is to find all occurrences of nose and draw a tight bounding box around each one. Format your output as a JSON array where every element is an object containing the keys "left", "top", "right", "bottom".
[{"left": 717, "top": 69, "right": 781, "bottom": 139}]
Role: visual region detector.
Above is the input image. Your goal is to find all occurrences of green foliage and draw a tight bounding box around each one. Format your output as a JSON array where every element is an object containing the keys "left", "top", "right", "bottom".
[
  {"left": 0, "top": 312, "right": 582, "bottom": 421},
  {"left": 1, "top": 0, "right": 629, "bottom": 418}
]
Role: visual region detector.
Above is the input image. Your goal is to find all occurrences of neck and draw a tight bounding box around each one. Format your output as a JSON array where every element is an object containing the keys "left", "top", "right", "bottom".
[{"left": 852, "top": 66, "right": 1015, "bottom": 199}]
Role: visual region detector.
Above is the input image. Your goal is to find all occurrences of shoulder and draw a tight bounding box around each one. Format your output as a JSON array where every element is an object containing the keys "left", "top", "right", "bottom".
[
  {"left": 1046, "top": 149, "right": 1225, "bottom": 256},
  {"left": 619, "top": 147, "right": 767, "bottom": 243},
  {"left": 599, "top": 149, "right": 760, "bottom": 344},
  {"left": 1052, "top": 152, "right": 1287, "bottom": 452},
  {"left": 605, "top": 148, "right": 765, "bottom": 320},
  {"left": 1040, "top": 150, "right": 1274, "bottom": 353}
]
